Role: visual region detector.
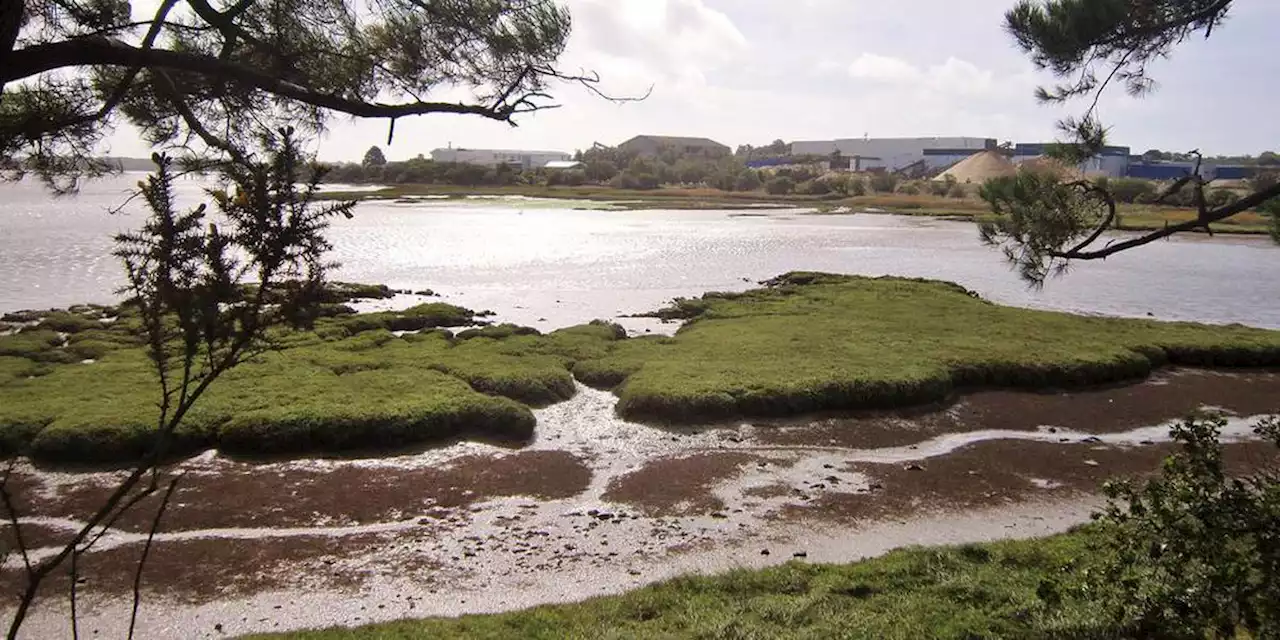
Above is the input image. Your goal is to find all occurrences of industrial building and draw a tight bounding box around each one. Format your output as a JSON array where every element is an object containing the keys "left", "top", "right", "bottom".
[
  {"left": 1012, "top": 143, "right": 1131, "bottom": 177},
  {"left": 788, "top": 137, "right": 997, "bottom": 172},
  {"left": 429, "top": 147, "right": 571, "bottom": 170}
]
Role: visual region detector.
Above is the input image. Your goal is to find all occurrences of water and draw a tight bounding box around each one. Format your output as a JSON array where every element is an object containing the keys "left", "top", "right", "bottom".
[{"left": 2, "top": 173, "right": 1278, "bottom": 329}]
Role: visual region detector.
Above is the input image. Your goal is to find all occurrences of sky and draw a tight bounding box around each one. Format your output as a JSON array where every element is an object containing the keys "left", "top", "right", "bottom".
[{"left": 105, "top": 0, "right": 1280, "bottom": 162}]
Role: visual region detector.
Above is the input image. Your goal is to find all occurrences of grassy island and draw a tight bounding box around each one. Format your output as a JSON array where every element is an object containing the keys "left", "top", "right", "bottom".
[{"left": 2, "top": 274, "right": 1278, "bottom": 464}]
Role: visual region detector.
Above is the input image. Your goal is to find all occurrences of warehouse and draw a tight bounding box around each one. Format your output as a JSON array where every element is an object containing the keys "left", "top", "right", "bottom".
[
  {"left": 1012, "top": 143, "right": 1131, "bottom": 177},
  {"left": 789, "top": 137, "right": 997, "bottom": 172}
]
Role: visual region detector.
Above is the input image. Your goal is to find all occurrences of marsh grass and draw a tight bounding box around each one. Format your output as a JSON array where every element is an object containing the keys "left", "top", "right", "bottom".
[
  {"left": 2, "top": 275, "right": 1277, "bottom": 463},
  {"left": 577, "top": 273, "right": 1280, "bottom": 423},
  {"left": 250, "top": 530, "right": 1120, "bottom": 640}
]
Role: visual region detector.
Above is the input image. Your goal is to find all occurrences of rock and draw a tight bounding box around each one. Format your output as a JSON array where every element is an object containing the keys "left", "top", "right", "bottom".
[
  {"left": 760, "top": 549, "right": 770, "bottom": 556},
  {"left": 1140, "top": 440, "right": 1155, "bottom": 446},
  {"left": 904, "top": 463, "right": 924, "bottom": 471},
  {"left": 1083, "top": 459, "right": 1100, "bottom": 467},
  {"left": 587, "top": 509, "right": 600, "bottom": 517},
  {"left": 869, "top": 482, "right": 884, "bottom": 491},
  {"left": 628, "top": 569, "right": 641, "bottom": 576},
  {"left": 710, "top": 512, "right": 728, "bottom": 519},
  {"left": 1083, "top": 436, "right": 1103, "bottom": 444},
  {"left": 793, "top": 551, "right": 808, "bottom": 559},
  {"left": 822, "top": 463, "right": 834, "bottom": 469},
  {"left": 214, "top": 623, "right": 223, "bottom": 633}
]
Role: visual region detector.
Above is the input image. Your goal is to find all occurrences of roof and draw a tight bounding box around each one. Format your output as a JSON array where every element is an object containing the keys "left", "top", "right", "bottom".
[
  {"left": 544, "top": 160, "right": 584, "bottom": 169},
  {"left": 618, "top": 135, "right": 730, "bottom": 150}
]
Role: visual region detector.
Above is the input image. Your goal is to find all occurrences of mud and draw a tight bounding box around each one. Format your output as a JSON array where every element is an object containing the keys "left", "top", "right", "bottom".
[
  {"left": 13, "top": 450, "right": 590, "bottom": 533},
  {"left": 0, "top": 371, "right": 1275, "bottom": 638},
  {"left": 753, "top": 369, "right": 1280, "bottom": 449},
  {"left": 603, "top": 452, "right": 765, "bottom": 516}
]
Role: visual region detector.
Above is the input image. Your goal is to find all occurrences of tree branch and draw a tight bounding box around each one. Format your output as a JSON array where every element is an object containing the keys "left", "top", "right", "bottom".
[
  {"left": 6, "top": 39, "right": 554, "bottom": 122},
  {"left": 1052, "top": 181, "right": 1280, "bottom": 261}
]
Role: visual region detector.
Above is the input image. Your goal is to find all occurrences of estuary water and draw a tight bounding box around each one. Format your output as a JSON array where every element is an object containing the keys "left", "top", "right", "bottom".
[{"left": 2, "top": 173, "right": 1277, "bottom": 329}]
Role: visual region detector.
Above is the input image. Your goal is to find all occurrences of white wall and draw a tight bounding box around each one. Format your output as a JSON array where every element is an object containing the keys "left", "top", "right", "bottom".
[
  {"left": 429, "top": 149, "right": 571, "bottom": 169},
  {"left": 791, "top": 137, "right": 992, "bottom": 171}
]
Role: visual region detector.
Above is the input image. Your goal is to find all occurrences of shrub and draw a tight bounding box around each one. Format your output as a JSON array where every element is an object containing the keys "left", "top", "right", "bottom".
[
  {"left": 1207, "top": 188, "right": 1239, "bottom": 208},
  {"left": 898, "top": 182, "right": 921, "bottom": 196},
  {"left": 765, "top": 176, "right": 795, "bottom": 195},
  {"left": 845, "top": 176, "right": 867, "bottom": 196},
  {"left": 1084, "top": 415, "right": 1280, "bottom": 638},
  {"left": 734, "top": 170, "right": 762, "bottom": 192},
  {"left": 796, "top": 179, "right": 831, "bottom": 196},
  {"left": 869, "top": 173, "right": 898, "bottom": 193},
  {"left": 1108, "top": 178, "right": 1158, "bottom": 204},
  {"left": 947, "top": 183, "right": 968, "bottom": 198}
]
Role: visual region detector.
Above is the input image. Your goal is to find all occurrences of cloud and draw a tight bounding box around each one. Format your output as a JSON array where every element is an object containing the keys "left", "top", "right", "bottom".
[{"left": 848, "top": 53, "right": 922, "bottom": 83}]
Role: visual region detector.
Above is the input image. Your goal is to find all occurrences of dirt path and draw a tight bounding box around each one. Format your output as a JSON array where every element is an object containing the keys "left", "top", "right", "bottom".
[{"left": 1, "top": 368, "right": 1276, "bottom": 639}]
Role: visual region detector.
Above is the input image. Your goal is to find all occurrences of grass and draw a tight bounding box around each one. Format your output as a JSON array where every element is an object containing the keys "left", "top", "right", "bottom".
[
  {"left": 575, "top": 272, "right": 1280, "bottom": 423},
  {"left": 249, "top": 528, "right": 1121, "bottom": 640},
  {"left": 2, "top": 275, "right": 1277, "bottom": 463},
  {"left": 317, "top": 184, "right": 1274, "bottom": 235},
  {"left": 0, "top": 303, "right": 628, "bottom": 464}
]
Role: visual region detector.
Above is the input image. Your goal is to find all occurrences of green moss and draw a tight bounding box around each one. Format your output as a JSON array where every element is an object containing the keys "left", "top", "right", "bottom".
[
  {"left": 572, "top": 273, "right": 1280, "bottom": 423},
  {"left": 0, "top": 329, "right": 65, "bottom": 360},
  {"left": 36, "top": 311, "right": 100, "bottom": 334},
  {"left": 249, "top": 529, "right": 1116, "bottom": 640}
]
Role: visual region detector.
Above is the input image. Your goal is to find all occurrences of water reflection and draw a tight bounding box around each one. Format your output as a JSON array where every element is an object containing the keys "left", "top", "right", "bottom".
[{"left": 1, "top": 174, "right": 1277, "bottom": 329}]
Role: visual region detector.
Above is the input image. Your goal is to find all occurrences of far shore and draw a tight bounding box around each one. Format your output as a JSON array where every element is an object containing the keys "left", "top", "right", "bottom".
[{"left": 315, "top": 183, "right": 1276, "bottom": 236}]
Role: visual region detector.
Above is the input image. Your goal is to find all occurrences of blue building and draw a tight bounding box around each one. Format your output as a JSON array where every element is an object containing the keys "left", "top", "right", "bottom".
[{"left": 1013, "top": 143, "right": 1131, "bottom": 177}]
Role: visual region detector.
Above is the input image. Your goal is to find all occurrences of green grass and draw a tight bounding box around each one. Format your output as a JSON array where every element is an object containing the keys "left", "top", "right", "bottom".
[
  {"left": 0, "top": 305, "right": 628, "bottom": 464},
  {"left": 573, "top": 273, "right": 1280, "bottom": 423},
  {"left": 250, "top": 529, "right": 1121, "bottom": 640},
  {"left": 3, "top": 275, "right": 1277, "bottom": 463}
]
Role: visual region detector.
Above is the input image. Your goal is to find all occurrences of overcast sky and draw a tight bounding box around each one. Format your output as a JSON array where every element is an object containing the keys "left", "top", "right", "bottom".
[{"left": 106, "top": 0, "right": 1280, "bottom": 162}]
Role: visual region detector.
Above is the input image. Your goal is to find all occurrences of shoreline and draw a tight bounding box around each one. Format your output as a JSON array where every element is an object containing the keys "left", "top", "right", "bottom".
[{"left": 315, "top": 183, "right": 1275, "bottom": 236}]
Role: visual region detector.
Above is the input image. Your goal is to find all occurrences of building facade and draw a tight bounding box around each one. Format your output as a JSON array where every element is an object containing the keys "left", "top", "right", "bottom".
[
  {"left": 616, "top": 135, "right": 731, "bottom": 158},
  {"left": 789, "top": 137, "right": 997, "bottom": 172},
  {"left": 1012, "top": 143, "right": 1131, "bottom": 178},
  {"left": 429, "top": 148, "right": 571, "bottom": 170}
]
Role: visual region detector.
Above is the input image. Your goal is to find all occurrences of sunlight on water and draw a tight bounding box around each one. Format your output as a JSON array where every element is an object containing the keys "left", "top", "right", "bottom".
[{"left": 2, "top": 173, "right": 1278, "bottom": 329}]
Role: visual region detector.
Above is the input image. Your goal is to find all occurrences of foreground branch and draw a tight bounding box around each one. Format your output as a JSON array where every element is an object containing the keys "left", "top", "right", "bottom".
[
  {"left": 7, "top": 39, "right": 555, "bottom": 122},
  {"left": 1051, "top": 181, "right": 1280, "bottom": 261}
]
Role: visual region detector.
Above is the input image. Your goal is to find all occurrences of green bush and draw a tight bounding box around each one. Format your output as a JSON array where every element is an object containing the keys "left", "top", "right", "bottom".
[
  {"left": 765, "top": 176, "right": 795, "bottom": 195},
  {"left": 1108, "top": 178, "right": 1158, "bottom": 204},
  {"left": 795, "top": 179, "right": 831, "bottom": 196},
  {"left": 846, "top": 176, "right": 867, "bottom": 196},
  {"left": 898, "top": 181, "right": 921, "bottom": 196},
  {"left": 1207, "top": 188, "right": 1239, "bottom": 208},
  {"left": 869, "top": 173, "right": 898, "bottom": 193},
  {"left": 1084, "top": 415, "right": 1280, "bottom": 638}
]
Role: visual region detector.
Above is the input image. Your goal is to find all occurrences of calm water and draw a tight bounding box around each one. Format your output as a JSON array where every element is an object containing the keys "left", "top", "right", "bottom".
[{"left": 2, "top": 174, "right": 1278, "bottom": 329}]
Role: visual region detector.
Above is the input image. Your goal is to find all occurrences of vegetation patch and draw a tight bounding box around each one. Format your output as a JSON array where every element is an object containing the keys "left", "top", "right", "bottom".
[
  {"left": 4, "top": 275, "right": 1277, "bottom": 463},
  {"left": 573, "top": 272, "right": 1280, "bottom": 424},
  {"left": 0, "top": 303, "right": 627, "bottom": 464},
  {"left": 252, "top": 530, "right": 1116, "bottom": 639}
]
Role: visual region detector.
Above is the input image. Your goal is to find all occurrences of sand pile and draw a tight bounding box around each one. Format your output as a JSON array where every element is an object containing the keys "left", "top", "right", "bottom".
[
  {"left": 1019, "top": 155, "right": 1081, "bottom": 179},
  {"left": 935, "top": 150, "right": 1017, "bottom": 184}
]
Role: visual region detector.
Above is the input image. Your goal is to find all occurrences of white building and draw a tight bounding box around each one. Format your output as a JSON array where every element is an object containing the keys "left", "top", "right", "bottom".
[
  {"left": 789, "top": 137, "right": 997, "bottom": 172},
  {"left": 430, "top": 147, "right": 572, "bottom": 170}
]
